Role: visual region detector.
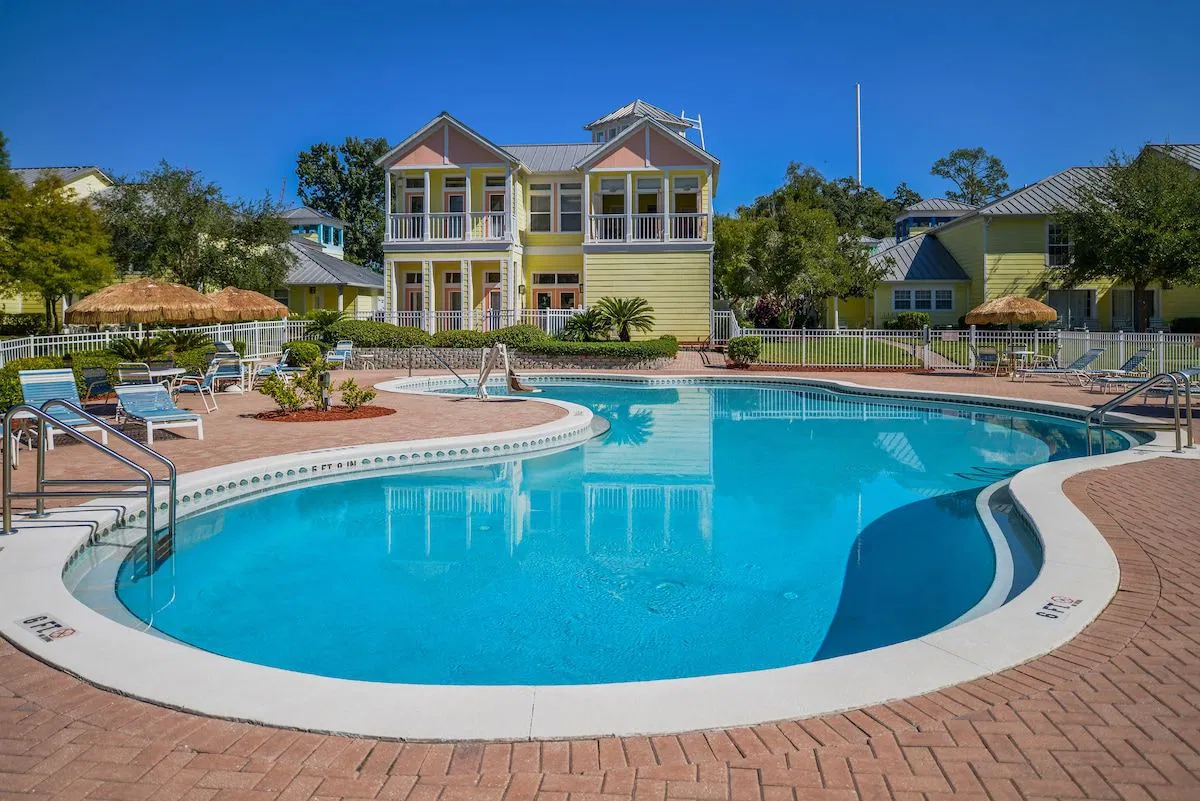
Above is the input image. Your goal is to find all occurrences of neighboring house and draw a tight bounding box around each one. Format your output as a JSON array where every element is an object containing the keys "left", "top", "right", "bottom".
[
  {"left": 279, "top": 233, "right": 383, "bottom": 316},
  {"left": 282, "top": 206, "right": 346, "bottom": 257},
  {"left": 375, "top": 100, "right": 718, "bottom": 340},
  {"left": 893, "top": 198, "right": 976, "bottom": 241},
  {"left": 2, "top": 166, "right": 115, "bottom": 316},
  {"left": 827, "top": 144, "right": 1200, "bottom": 330}
]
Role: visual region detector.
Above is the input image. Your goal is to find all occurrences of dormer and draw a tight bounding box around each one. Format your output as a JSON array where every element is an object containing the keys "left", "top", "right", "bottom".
[
  {"left": 894, "top": 198, "right": 977, "bottom": 241},
  {"left": 282, "top": 206, "right": 346, "bottom": 256},
  {"left": 584, "top": 99, "right": 694, "bottom": 144}
]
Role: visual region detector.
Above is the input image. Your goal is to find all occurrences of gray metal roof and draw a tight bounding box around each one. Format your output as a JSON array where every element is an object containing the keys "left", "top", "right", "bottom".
[
  {"left": 584, "top": 100, "right": 692, "bottom": 131},
  {"left": 14, "top": 165, "right": 112, "bottom": 187},
  {"left": 282, "top": 205, "right": 346, "bottom": 227},
  {"left": 871, "top": 232, "right": 969, "bottom": 282},
  {"left": 1148, "top": 143, "right": 1200, "bottom": 171},
  {"left": 901, "top": 198, "right": 977, "bottom": 213},
  {"left": 284, "top": 237, "right": 383, "bottom": 289},
  {"left": 501, "top": 143, "right": 600, "bottom": 173},
  {"left": 977, "top": 167, "right": 1103, "bottom": 215}
]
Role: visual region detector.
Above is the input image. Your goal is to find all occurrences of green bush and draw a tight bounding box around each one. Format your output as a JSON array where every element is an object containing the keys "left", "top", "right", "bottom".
[
  {"left": 0, "top": 313, "right": 46, "bottom": 336},
  {"left": 557, "top": 309, "right": 610, "bottom": 342},
  {"left": 431, "top": 329, "right": 492, "bottom": 348},
  {"left": 231, "top": 338, "right": 248, "bottom": 357},
  {"left": 1170, "top": 317, "right": 1200, "bottom": 334},
  {"left": 884, "top": 311, "right": 931, "bottom": 330},
  {"left": 325, "top": 320, "right": 431, "bottom": 348},
  {"left": 108, "top": 335, "right": 171, "bottom": 361},
  {"left": 518, "top": 336, "right": 679, "bottom": 360},
  {"left": 155, "top": 330, "right": 212, "bottom": 351},
  {"left": 283, "top": 340, "right": 322, "bottom": 366},
  {"left": 258, "top": 374, "right": 305, "bottom": 412},
  {"left": 726, "top": 336, "right": 762, "bottom": 367},
  {"left": 173, "top": 348, "right": 215, "bottom": 376},
  {"left": 489, "top": 324, "right": 550, "bottom": 349},
  {"left": 337, "top": 378, "right": 376, "bottom": 411},
  {"left": 0, "top": 356, "right": 66, "bottom": 411}
]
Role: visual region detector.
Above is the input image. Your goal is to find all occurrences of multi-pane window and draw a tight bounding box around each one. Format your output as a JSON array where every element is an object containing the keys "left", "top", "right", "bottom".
[
  {"left": 559, "top": 182, "right": 582, "bottom": 232},
  {"left": 913, "top": 290, "right": 933, "bottom": 310},
  {"left": 893, "top": 289, "right": 913, "bottom": 310},
  {"left": 529, "top": 183, "right": 552, "bottom": 232},
  {"left": 599, "top": 178, "right": 625, "bottom": 215},
  {"left": 894, "top": 288, "right": 954, "bottom": 312},
  {"left": 404, "top": 177, "right": 424, "bottom": 189},
  {"left": 1047, "top": 224, "right": 1070, "bottom": 266},
  {"left": 444, "top": 272, "right": 461, "bottom": 284},
  {"left": 484, "top": 175, "right": 505, "bottom": 187},
  {"left": 531, "top": 273, "right": 580, "bottom": 285},
  {"left": 405, "top": 273, "right": 422, "bottom": 284},
  {"left": 444, "top": 176, "right": 466, "bottom": 189},
  {"left": 935, "top": 289, "right": 953, "bottom": 310},
  {"left": 484, "top": 271, "right": 501, "bottom": 284}
]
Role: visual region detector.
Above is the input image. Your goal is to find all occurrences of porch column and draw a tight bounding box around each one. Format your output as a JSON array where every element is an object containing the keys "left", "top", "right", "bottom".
[
  {"left": 504, "top": 166, "right": 513, "bottom": 241},
  {"left": 460, "top": 259, "right": 472, "bottom": 330},
  {"left": 705, "top": 168, "right": 713, "bottom": 242},
  {"left": 337, "top": 285, "right": 344, "bottom": 313},
  {"left": 384, "top": 171, "right": 392, "bottom": 241},
  {"left": 624, "top": 172, "right": 633, "bottom": 242},
  {"left": 422, "top": 259, "right": 435, "bottom": 333},
  {"left": 386, "top": 260, "right": 398, "bottom": 319},
  {"left": 661, "top": 170, "right": 670, "bottom": 242},
  {"left": 464, "top": 169, "right": 472, "bottom": 242},
  {"left": 582, "top": 172, "right": 590, "bottom": 243},
  {"left": 501, "top": 257, "right": 512, "bottom": 319},
  {"left": 422, "top": 169, "right": 431, "bottom": 242}
]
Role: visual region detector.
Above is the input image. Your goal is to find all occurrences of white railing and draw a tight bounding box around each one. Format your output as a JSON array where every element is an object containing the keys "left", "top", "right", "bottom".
[
  {"left": 470, "top": 211, "right": 507, "bottom": 241},
  {"left": 431, "top": 311, "right": 466, "bottom": 333},
  {"left": 632, "top": 214, "right": 663, "bottom": 241},
  {"left": 0, "top": 319, "right": 311, "bottom": 368},
  {"left": 590, "top": 214, "right": 625, "bottom": 242},
  {"left": 711, "top": 310, "right": 737, "bottom": 345},
  {"left": 387, "top": 212, "right": 511, "bottom": 243},
  {"left": 365, "top": 308, "right": 582, "bottom": 337},
  {"left": 670, "top": 213, "right": 707, "bottom": 241},
  {"left": 388, "top": 213, "right": 423, "bottom": 241},
  {"left": 428, "top": 213, "right": 464, "bottom": 241}
]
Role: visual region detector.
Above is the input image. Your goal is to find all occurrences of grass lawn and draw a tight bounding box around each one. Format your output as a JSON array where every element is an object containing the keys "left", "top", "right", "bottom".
[{"left": 760, "top": 335, "right": 921, "bottom": 367}]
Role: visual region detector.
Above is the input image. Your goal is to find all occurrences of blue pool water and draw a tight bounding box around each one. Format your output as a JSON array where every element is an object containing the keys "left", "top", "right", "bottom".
[{"left": 113, "top": 381, "right": 1126, "bottom": 685}]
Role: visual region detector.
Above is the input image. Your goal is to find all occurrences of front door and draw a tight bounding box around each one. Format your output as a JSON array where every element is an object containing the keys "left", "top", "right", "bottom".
[
  {"left": 485, "top": 192, "right": 505, "bottom": 238},
  {"left": 405, "top": 194, "right": 424, "bottom": 239},
  {"left": 444, "top": 193, "right": 465, "bottom": 239}
]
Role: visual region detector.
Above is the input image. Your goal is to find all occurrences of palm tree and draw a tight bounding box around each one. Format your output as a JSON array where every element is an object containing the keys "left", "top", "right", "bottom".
[
  {"left": 306, "top": 309, "right": 347, "bottom": 345},
  {"left": 558, "top": 308, "right": 610, "bottom": 341},
  {"left": 595, "top": 297, "right": 655, "bottom": 342}
]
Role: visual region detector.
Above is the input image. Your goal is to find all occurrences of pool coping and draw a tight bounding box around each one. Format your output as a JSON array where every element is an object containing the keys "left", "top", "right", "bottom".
[{"left": 0, "top": 373, "right": 1191, "bottom": 741}]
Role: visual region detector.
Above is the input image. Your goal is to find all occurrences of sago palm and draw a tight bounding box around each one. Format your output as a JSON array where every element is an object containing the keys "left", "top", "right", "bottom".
[
  {"left": 306, "top": 309, "right": 347, "bottom": 345},
  {"left": 595, "top": 296, "right": 655, "bottom": 342},
  {"left": 108, "top": 335, "right": 171, "bottom": 362},
  {"left": 558, "top": 308, "right": 610, "bottom": 342}
]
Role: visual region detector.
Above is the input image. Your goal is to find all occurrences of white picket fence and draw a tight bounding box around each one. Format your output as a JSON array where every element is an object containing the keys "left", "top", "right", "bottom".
[{"left": 0, "top": 320, "right": 311, "bottom": 367}]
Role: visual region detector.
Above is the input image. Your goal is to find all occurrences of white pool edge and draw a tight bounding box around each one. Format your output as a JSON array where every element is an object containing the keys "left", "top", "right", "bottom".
[{"left": 0, "top": 373, "right": 1190, "bottom": 740}]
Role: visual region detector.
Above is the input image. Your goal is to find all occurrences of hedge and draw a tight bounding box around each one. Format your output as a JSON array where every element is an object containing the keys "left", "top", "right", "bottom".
[
  {"left": 1171, "top": 317, "right": 1200, "bottom": 334},
  {"left": 0, "top": 313, "right": 45, "bottom": 337},
  {"left": 430, "top": 329, "right": 492, "bottom": 348},
  {"left": 0, "top": 357, "right": 68, "bottom": 410},
  {"left": 726, "top": 336, "right": 762, "bottom": 366},
  {"left": 517, "top": 335, "right": 679, "bottom": 359},
  {"left": 489, "top": 325, "right": 551, "bottom": 349},
  {"left": 325, "top": 320, "right": 430, "bottom": 348},
  {"left": 283, "top": 340, "right": 322, "bottom": 366}
]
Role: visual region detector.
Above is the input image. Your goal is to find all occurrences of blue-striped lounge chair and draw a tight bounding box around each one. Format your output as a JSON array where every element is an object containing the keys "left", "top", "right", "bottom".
[
  {"left": 17, "top": 369, "right": 110, "bottom": 449},
  {"left": 114, "top": 384, "right": 203, "bottom": 445},
  {"left": 325, "top": 340, "right": 353, "bottom": 369},
  {"left": 1087, "top": 348, "right": 1154, "bottom": 393},
  {"left": 1015, "top": 347, "right": 1105, "bottom": 385},
  {"left": 174, "top": 359, "right": 221, "bottom": 412}
]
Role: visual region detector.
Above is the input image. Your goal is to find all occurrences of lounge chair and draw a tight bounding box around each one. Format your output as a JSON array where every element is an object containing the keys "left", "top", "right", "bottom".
[
  {"left": 114, "top": 384, "right": 204, "bottom": 445},
  {"left": 215, "top": 340, "right": 238, "bottom": 356},
  {"left": 1015, "top": 347, "right": 1105, "bottom": 385},
  {"left": 80, "top": 366, "right": 113, "bottom": 400},
  {"left": 971, "top": 345, "right": 1003, "bottom": 376},
  {"left": 255, "top": 349, "right": 303, "bottom": 383},
  {"left": 325, "top": 340, "right": 353, "bottom": 369},
  {"left": 174, "top": 359, "right": 221, "bottom": 412},
  {"left": 16, "top": 368, "right": 110, "bottom": 449},
  {"left": 1087, "top": 348, "right": 1154, "bottom": 393}
]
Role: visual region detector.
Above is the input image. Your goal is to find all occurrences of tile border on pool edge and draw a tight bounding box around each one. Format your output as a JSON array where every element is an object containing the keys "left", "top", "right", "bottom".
[{"left": 0, "top": 373, "right": 1191, "bottom": 741}]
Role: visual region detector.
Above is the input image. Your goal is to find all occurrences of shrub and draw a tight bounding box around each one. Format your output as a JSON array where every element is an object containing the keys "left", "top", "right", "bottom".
[
  {"left": 748, "top": 296, "right": 785, "bottom": 328},
  {"left": 885, "top": 311, "right": 931, "bottom": 330},
  {"left": 489, "top": 324, "right": 550, "bottom": 349},
  {"left": 172, "top": 348, "right": 214, "bottom": 376},
  {"left": 306, "top": 309, "right": 348, "bottom": 344},
  {"left": 325, "top": 319, "right": 430, "bottom": 348},
  {"left": 1171, "top": 317, "right": 1200, "bottom": 334},
  {"left": 431, "top": 329, "right": 492, "bottom": 348},
  {"left": 156, "top": 330, "right": 212, "bottom": 351},
  {"left": 108, "top": 335, "right": 171, "bottom": 361},
  {"left": 231, "top": 338, "right": 248, "bottom": 357},
  {"left": 557, "top": 309, "right": 610, "bottom": 342},
  {"left": 257, "top": 374, "right": 305, "bottom": 412},
  {"left": 518, "top": 336, "right": 679, "bottom": 360},
  {"left": 283, "top": 340, "right": 322, "bottom": 366},
  {"left": 294, "top": 360, "right": 332, "bottom": 410},
  {"left": 0, "top": 356, "right": 66, "bottom": 411},
  {"left": 594, "top": 296, "right": 655, "bottom": 341},
  {"left": 0, "top": 313, "right": 46, "bottom": 336},
  {"left": 337, "top": 378, "right": 376, "bottom": 411},
  {"left": 726, "top": 336, "right": 762, "bottom": 367}
]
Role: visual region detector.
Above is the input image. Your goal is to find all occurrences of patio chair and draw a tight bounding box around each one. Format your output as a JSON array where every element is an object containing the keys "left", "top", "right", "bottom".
[
  {"left": 255, "top": 349, "right": 303, "bottom": 383},
  {"left": 80, "top": 366, "right": 114, "bottom": 400},
  {"left": 16, "top": 369, "right": 110, "bottom": 450},
  {"left": 325, "top": 340, "right": 353, "bottom": 369},
  {"left": 115, "top": 362, "right": 154, "bottom": 385},
  {"left": 114, "top": 384, "right": 204, "bottom": 445},
  {"left": 1014, "top": 347, "right": 1105, "bottom": 385},
  {"left": 173, "top": 359, "right": 221, "bottom": 413},
  {"left": 1087, "top": 348, "right": 1154, "bottom": 394},
  {"left": 215, "top": 340, "right": 238, "bottom": 356},
  {"left": 970, "top": 345, "right": 1003, "bottom": 376}
]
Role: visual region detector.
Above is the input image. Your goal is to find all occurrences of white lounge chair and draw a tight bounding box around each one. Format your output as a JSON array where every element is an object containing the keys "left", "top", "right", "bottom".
[
  {"left": 173, "top": 359, "right": 221, "bottom": 412},
  {"left": 325, "top": 340, "right": 353, "bottom": 369},
  {"left": 17, "top": 368, "right": 110, "bottom": 450},
  {"left": 1015, "top": 347, "right": 1105, "bottom": 385},
  {"left": 115, "top": 384, "right": 204, "bottom": 445},
  {"left": 1087, "top": 348, "right": 1154, "bottom": 393}
]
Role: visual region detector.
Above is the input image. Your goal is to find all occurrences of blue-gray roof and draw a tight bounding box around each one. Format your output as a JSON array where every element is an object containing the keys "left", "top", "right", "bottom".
[
  {"left": 901, "top": 198, "right": 976, "bottom": 214},
  {"left": 14, "top": 165, "right": 113, "bottom": 188},
  {"left": 282, "top": 206, "right": 346, "bottom": 227},
  {"left": 872, "top": 232, "right": 969, "bottom": 281},
  {"left": 584, "top": 100, "right": 692, "bottom": 131},
  {"left": 1148, "top": 143, "right": 1200, "bottom": 171},
  {"left": 977, "top": 167, "right": 1103, "bottom": 215},
  {"left": 502, "top": 143, "right": 600, "bottom": 173},
  {"left": 284, "top": 237, "right": 382, "bottom": 289}
]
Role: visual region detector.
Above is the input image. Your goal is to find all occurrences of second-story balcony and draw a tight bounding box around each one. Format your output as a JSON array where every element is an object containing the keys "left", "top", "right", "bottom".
[
  {"left": 588, "top": 212, "right": 709, "bottom": 243},
  {"left": 387, "top": 211, "right": 511, "bottom": 244}
]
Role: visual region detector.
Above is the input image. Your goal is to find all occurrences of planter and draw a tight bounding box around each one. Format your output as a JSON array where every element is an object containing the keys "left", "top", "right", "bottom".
[{"left": 254, "top": 405, "right": 396, "bottom": 423}]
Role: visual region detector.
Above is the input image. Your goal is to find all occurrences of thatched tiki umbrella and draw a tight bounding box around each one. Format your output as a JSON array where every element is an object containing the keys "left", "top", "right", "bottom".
[
  {"left": 964, "top": 295, "right": 1058, "bottom": 327},
  {"left": 208, "top": 287, "right": 289, "bottom": 321},
  {"left": 66, "top": 278, "right": 225, "bottom": 326}
]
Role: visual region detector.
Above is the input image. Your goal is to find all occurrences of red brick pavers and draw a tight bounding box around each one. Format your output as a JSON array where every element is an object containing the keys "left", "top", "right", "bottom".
[{"left": 2, "top": 372, "right": 1199, "bottom": 799}]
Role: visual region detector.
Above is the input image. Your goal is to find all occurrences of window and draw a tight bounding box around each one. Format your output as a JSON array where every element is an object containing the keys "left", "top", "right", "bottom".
[
  {"left": 444, "top": 272, "right": 461, "bottom": 284},
  {"left": 893, "top": 289, "right": 913, "bottom": 310},
  {"left": 559, "top": 182, "right": 582, "bottom": 232},
  {"left": 894, "top": 287, "right": 954, "bottom": 312},
  {"left": 935, "top": 289, "right": 953, "bottom": 310},
  {"left": 405, "top": 177, "right": 424, "bottom": 189},
  {"left": 531, "top": 273, "right": 579, "bottom": 285},
  {"left": 673, "top": 176, "right": 700, "bottom": 193},
  {"left": 914, "top": 290, "right": 932, "bottom": 310},
  {"left": 599, "top": 177, "right": 625, "bottom": 215},
  {"left": 272, "top": 288, "right": 290, "bottom": 305},
  {"left": 322, "top": 226, "right": 331, "bottom": 245},
  {"left": 1047, "top": 224, "right": 1070, "bottom": 266},
  {"left": 485, "top": 175, "right": 505, "bottom": 187},
  {"left": 529, "top": 183, "right": 552, "bottom": 232},
  {"left": 444, "top": 176, "right": 466, "bottom": 189},
  {"left": 405, "top": 272, "right": 422, "bottom": 284},
  {"left": 484, "top": 271, "right": 501, "bottom": 283}
]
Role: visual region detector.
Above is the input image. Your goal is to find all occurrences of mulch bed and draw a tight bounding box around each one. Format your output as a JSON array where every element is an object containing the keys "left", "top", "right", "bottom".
[{"left": 253, "top": 405, "right": 396, "bottom": 423}]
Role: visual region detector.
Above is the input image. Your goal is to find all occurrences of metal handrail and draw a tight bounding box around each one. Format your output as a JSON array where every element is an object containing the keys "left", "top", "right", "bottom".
[
  {"left": 1085, "top": 371, "right": 1195, "bottom": 454},
  {"left": 2, "top": 400, "right": 178, "bottom": 587},
  {"left": 406, "top": 345, "right": 471, "bottom": 387}
]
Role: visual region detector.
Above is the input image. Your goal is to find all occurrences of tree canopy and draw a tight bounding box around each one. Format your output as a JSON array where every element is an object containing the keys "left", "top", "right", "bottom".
[
  {"left": 96, "top": 162, "right": 294, "bottom": 292},
  {"left": 1051, "top": 147, "right": 1200, "bottom": 331},
  {"left": 0, "top": 132, "right": 18, "bottom": 200},
  {"left": 295, "top": 137, "right": 389, "bottom": 269},
  {"left": 930, "top": 147, "right": 1009, "bottom": 206},
  {"left": 0, "top": 174, "right": 116, "bottom": 329}
]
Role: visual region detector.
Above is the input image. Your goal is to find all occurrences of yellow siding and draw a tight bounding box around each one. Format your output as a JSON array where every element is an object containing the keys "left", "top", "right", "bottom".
[
  {"left": 0, "top": 293, "right": 44, "bottom": 315},
  {"left": 872, "top": 283, "right": 966, "bottom": 327},
  {"left": 585, "top": 251, "right": 710, "bottom": 340},
  {"left": 933, "top": 218, "right": 986, "bottom": 308},
  {"left": 1162, "top": 287, "right": 1200, "bottom": 322},
  {"left": 514, "top": 175, "right": 526, "bottom": 239},
  {"left": 823, "top": 296, "right": 868, "bottom": 327}
]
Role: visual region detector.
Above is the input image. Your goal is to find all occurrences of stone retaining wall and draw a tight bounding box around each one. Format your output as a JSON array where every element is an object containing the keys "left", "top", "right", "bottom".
[{"left": 351, "top": 347, "right": 673, "bottom": 372}]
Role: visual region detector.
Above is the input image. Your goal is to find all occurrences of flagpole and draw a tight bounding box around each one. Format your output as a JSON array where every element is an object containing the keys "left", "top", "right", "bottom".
[{"left": 856, "top": 83, "right": 862, "bottom": 188}]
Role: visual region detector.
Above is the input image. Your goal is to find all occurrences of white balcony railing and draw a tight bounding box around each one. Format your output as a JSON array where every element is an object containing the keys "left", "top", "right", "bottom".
[
  {"left": 590, "top": 214, "right": 625, "bottom": 241},
  {"left": 470, "top": 211, "right": 507, "bottom": 241},
  {"left": 632, "top": 214, "right": 663, "bottom": 241},
  {"left": 670, "top": 213, "right": 707, "bottom": 241},
  {"left": 589, "top": 212, "right": 708, "bottom": 242},
  {"left": 387, "top": 212, "right": 510, "bottom": 243},
  {"left": 389, "top": 213, "right": 423, "bottom": 241},
  {"left": 428, "top": 213, "right": 464, "bottom": 241}
]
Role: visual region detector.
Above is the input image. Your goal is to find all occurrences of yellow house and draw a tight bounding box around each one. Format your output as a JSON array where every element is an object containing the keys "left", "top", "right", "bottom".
[
  {"left": 375, "top": 101, "right": 719, "bottom": 341},
  {"left": 2, "top": 166, "right": 115, "bottom": 316},
  {"left": 828, "top": 143, "right": 1200, "bottom": 331},
  {"left": 277, "top": 207, "right": 383, "bottom": 315}
]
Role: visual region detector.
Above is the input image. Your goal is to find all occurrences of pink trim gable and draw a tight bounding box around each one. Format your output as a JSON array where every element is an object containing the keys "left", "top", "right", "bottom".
[
  {"left": 391, "top": 120, "right": 510, "bottom": 168},
  {"left": 394, "top": 129, "right": 443, "bottom": 167},
  {"left": 593, "top": 134, "right": 648, "bottom": 169},
  {"left": 648, "top": 128, "right": 709, "bottom": 167},
  {"left": 446, "top": 126, "right": 500, "bottom": 165}
]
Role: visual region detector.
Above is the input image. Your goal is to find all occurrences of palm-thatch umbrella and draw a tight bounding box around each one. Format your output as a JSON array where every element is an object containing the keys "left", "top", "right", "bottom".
[
  {"left": 66, "top": 278, "right": 226, "bottom": 326},
  {"left": 964, "top": 295, "right": 1058, "bottom": 327},
  {"left": 208, "top": 287, "right": 289, "bottom": 321}
]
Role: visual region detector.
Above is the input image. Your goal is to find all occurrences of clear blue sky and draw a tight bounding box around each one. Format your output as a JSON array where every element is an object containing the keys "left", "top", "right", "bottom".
[{"left": 3, "top": 0, "right": 1197, "bottom": 213}]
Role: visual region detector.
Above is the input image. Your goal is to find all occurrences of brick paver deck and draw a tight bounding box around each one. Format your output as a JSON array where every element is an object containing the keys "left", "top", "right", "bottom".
[{"left": 2, "top": 368, "right": 1198, "bottom": 800}]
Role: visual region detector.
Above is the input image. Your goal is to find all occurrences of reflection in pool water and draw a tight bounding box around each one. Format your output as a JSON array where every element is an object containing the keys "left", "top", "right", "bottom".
[{"left": 111, "top": 383, "right": 1125, "bottom": 685}]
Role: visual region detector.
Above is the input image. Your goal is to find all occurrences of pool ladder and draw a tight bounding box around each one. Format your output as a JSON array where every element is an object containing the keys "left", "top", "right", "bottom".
[
  {"left": 1085, "top": 369, "right": 1197, "bottom": 455},
  {"left": 2, "top": 399, "right": 178, "bottom": 593},
  {"left": 406, "top": 345, "right": 471, "bottom": 387}
]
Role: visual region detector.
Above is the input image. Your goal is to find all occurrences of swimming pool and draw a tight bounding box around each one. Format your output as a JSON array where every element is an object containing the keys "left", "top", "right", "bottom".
[{"left": 106, "top": 379, "right": 1126, "bottom": 686}]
